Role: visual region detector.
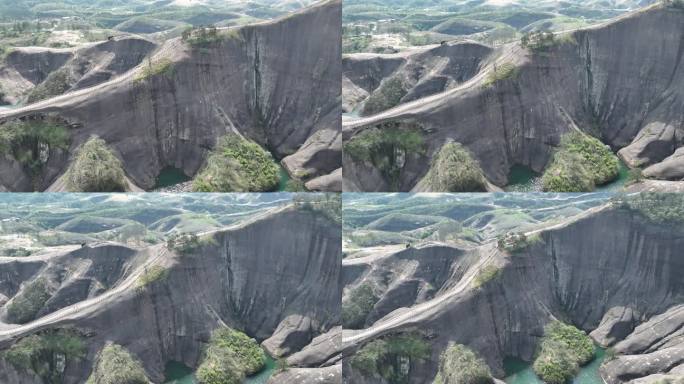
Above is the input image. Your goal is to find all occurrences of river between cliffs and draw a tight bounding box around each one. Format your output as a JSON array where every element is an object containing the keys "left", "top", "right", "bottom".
[
  {"left": 504, "top": 347, "right": 607, "bottom": 384},
  {"left": 164, "top": 355, "right": 276, "bottom": 384}
]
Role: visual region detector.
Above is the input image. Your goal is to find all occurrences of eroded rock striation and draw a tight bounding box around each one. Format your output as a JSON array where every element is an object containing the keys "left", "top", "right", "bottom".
[
  {"left": 343, "top": 201, "right": 684, "bottom": 383},
  {"left": 0, "top": 0, "right": 342, "bottom": 192},
  {"left": 0, "top": 205, "right": 341, "bottom": 384},
  {"left": 343, "top": 3, "right": 684, "bottom": 191}
]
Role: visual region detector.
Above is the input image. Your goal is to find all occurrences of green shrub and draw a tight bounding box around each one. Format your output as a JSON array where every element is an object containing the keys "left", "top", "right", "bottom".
[
  {"left": 86, "top": 343, "right": 149, "bottom": 384},
  {"left": 137, "top": 265, "right": 169, "bottom": 288},
  {"left": 433, "top": 344, "right": 494, "bottom": 384},
  {"left": 6, "top": 277, "right": 51, "bottom": 324},
  {"left": 27, "top": 67, "right": 73, "bottom": 103},
  {"left": 362, "top": 77, "right": 408, "bottom": 116},
  {"left": 542, "top": 132, "right": 619, "bottom": 192},
  {"left": 472, "top": 265, "right": 501, "bottom": 289},
  {"left": 344, "top": 122, "right": 425, "bottom": 189},
  {"left": 532, "top": 321, "right": 595, "bottom": 384},
  {"left": 625, "top": 168, "right": 643, "bottom": 185},
  {"left": 350, "top": 333, "right": 430, "bottom": 381},
  {"left": 0, "top": 119, "right": 70, "bottom": 174},
  {"left": 520, "top": 31, "right": 558, "bottom": 52},
  {"left": 284, "top": 179, "right": 307, "bottom": 192},
  {"left": 167, "top": 233, "right": 217, "bottom": 254},
  {"left": 135, "top": 58, "right": 174, "bottom": 82},
  {"left": 4, "top": 328, "right": 85, "bottom": 383},
  {"left": 497, "top": 232, "right": 543, "bottom": 253},
  {"left": 483, "top": 62, "right": 518, "bottom": 87},
  {"left": 276, "top": 358, "right": 289, "bottom": 372},
  {"left": 65, "top": 137, "right": 127, "bottom": 192},
  {"left": 192, "top": 134, "right": 279, "bottom": 192},
  {"left": 342, "top": 283, "right": 379, "bottom": 329},
  {"left": 181, "top": 26, "right": 237, "bottom": 47},
  {"left": 421, "top": 142, "right": 487, "bottom": 192},
  {"left": 196, "top": 327, "right": 266, "bottom": 384}
]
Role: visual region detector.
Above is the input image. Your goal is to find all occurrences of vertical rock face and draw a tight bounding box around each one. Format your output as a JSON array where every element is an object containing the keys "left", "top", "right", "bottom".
[
  {"left": 344, "top": 206, "right": 684, "bottom": 382},
  {"left": 343, "top": 5, "right": 684, "bottom": 191},
  {"left": 0, "top": 0, "right": 342, "bottom": 191},
  {"left": 0, "top": 207, "right": 341, "bottom": 384}
]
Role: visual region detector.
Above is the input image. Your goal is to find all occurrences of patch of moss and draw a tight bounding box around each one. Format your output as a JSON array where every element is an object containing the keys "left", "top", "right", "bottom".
[
  {"left": 362, "top": 77, "right": 408, "bottom": 116},
  {"left": 196, "top": 327, "right": 266, "bottom": 384},
  {"left": 483, "top": 62, "right": 518, "bottom": 87},
  {"left": 350, "top": 333, "right": 431, "bottom": 382},
  {"left": 27, "top": 67, "right": 73, "bottom": 104},
  {"left": 542, "top": 132, "right": 619, "bottom": 192},
  {"left": 0, "top": 118, "right": 70, "bottom": 175},
  {"left": 86, "top": 343, "right": 149, "bottom": 384},
  {"left": 6, "top": 277, "right": 51, "bottom": 324},
  {"left": 433, "top": 343, "right": 494, "bottom": 384},
  {"left": 3, "top": 328, "right": 86, "bottom": 384},
  {"left": 65, "top": 136, "right": 127, "bottom": 192},
  {"left": 421, "top": 142, "right": 487, "bottom": 192},
  {"left": 342, "top": 283, "right": 379, "bottom": 329},
  {"left": 472, "top": 265, "right": 501, "bottom": 289},
  {"left": 533, "top": 321, "right": 595, "bottom": 384},
  {"left": 192, "top": 134, "right": 279, "bottom": 192},
  {"left": 344, "top": 122, "right": 425, "bottom": 190}
]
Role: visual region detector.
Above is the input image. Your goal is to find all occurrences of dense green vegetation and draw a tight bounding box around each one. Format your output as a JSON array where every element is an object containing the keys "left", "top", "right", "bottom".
[
  {"left": 542, "top": 132, "right": 619, "bottom": 192},
  {"left": 6, "top": 277, "right": 51, "bottom": 324},
  {"left": 533, "top": 321, "right": 595, "bottom": 384},
  {"left": 196, "top": 327, "right": 267, "bottom": 384},
  {"left": 192, "top": 134, "right": 279, "bottom": 192},
  {"left": 344, "top": 122, "right": 425, "bottom": 189},
  {"left": 483, "top": 62, "right": 518, "bottom": 87},
  {"left": 342, "top": 283, "right": 379, "bottom": 329},
  {"left": 362, "top": 77, "right": 407, "bottom": 115},
  {"left": 86, "top": 343, "right": 149, "bottom": 384},
  {"left": 4, "top": 328, "right": 86, "bottom": 384},
  {"left": 421, "top": 142, "right": 487, "bottom": 192},
  {"left": 351, "top": 333, "right": 431, "bottom": 382},
  {"left": 27, "top": 68, "right": 73, "bottom": 103},
  {"left": 0, "top": 118, "right": 70, "bottom": 175},
  {"left": 618, "top": 193, "right": 684, "bottom": 224},
  {"left": 65, "top": 136, "right": 127, "bottom": 192},
  {"left": 433, "top": 344, "right": 494, "bottom": 384}
]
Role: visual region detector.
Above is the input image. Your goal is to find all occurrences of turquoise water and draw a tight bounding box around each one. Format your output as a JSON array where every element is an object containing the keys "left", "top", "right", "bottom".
[
  {"left": 504, "top": 347, "right": 606, "bottom": 384},
  {"left": 277, "top": 165, "right": 291, "bottom": 192},
  {"left": 164, "top": 361, "right": 195, "bottom": 384},
  {"left": 596, "top": 160, "right": 630, "bottom": 192},
  {"left": 505, "top": 165, "right": 543, "bottom": 192},
  {"left": 245, "top": 355, "right": 276, "bottom": 384},
  {"left": 155, "top": 167, "right": 191, "bottom": 189},
  {"left": 163, "top": 356, "right": 276, "bottom": 384}
]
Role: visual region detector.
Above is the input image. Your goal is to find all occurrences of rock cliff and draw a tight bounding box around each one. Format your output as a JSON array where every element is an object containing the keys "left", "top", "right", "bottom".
[
  {"left": 0, "top": 0, "right": 342, "bottom": 192},
  {"left": 343, "top": 3, "right": 684, "bottom": 191}
]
